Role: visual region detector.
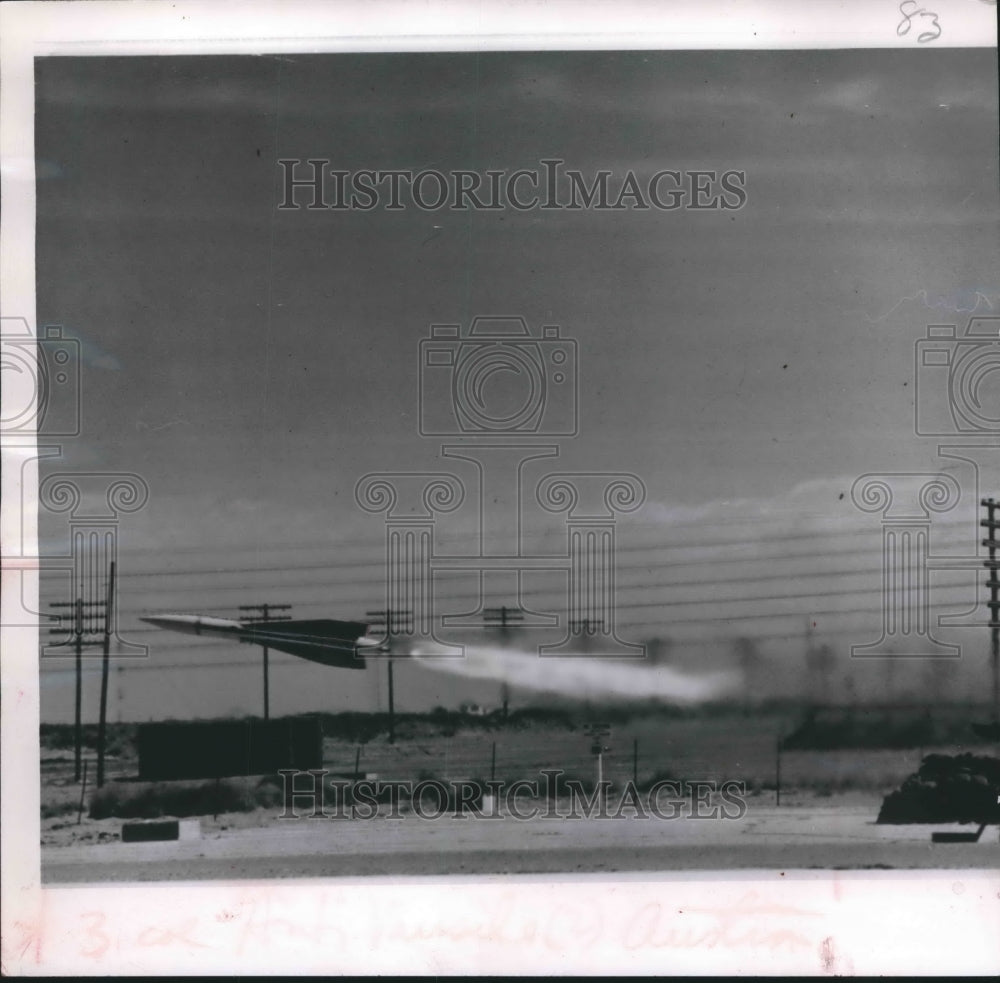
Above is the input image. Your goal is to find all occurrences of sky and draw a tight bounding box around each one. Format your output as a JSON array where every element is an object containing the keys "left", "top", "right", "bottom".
[{"left": 32, "top": 48, "right": 1000, "bottom": 722}]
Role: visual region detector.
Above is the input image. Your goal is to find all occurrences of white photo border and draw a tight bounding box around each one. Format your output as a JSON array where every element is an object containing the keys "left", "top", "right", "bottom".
[{"left": 3, "top": 0, "right": 999, "bottom": 975}]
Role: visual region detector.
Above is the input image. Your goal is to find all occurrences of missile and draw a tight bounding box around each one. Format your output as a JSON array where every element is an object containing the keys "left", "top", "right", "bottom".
[
  {"left": 141, "top": 613, "right": 460, "bottom": 667},
  {"left": 141, "top": 613, "right": 373, "bottom": 670}
]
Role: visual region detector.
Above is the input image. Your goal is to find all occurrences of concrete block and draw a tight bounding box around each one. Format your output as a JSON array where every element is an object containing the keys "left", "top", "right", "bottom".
[{"left": 121, "top": 818, "right": 179, "bottom": 842}]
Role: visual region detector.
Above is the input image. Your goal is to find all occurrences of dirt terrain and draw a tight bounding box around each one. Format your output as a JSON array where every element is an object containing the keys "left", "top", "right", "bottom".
[
  {"left": 42, "top": 798, "right": 1000, "bottom": 882},
  {"left": 39, "top": 709, "right": 1000, "bottom": 881}
]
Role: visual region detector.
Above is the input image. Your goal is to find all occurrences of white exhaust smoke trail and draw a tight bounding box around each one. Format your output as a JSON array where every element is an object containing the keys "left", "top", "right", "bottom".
[{"left": 404, "top": 642, "right": 740, "bottom": 704}]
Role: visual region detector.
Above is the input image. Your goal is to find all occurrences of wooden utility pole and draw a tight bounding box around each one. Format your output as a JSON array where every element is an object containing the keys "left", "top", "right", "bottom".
[
  {"left": 387, "top": 660, "right": 395, "bottom": 743},
  {"left": 50, "top": 596, "right": 106, "bottom": 783},
  {"left": 981, "top": 498, "right": 1000, "bottom": 723},
  {"left": 238, "top": 603, "right": 292, "bottom": 720},
  {"left": 584, "top": 722, "right": 611, "bottom": 798},
  {"left": 485, "top": 607, "right": 522, "bottom": 719},
  {"left": 74, "top": 599, "right": 83, "bottom": 781},
  {"left": 77, "top": 761, "right": 88, "bottom": 825},
  {"left": 366, "top": 608, "right": 412, "bottom": 744},
  {"left": 96, "top": 561, "right": 116, "bottom": 787}
]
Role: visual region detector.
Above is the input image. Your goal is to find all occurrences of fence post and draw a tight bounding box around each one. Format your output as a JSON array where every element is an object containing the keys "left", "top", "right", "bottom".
[{"left": 77, "top": 760, "right": 89, "bottom": 825}]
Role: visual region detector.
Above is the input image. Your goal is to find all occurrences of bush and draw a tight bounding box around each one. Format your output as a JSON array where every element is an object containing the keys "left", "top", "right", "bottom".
[
  {"left": 782, "top": 711, "right": 957, "bottom": 751},
  {"left": 41, "top": 800, "right": 80, "bottom": 820},
  {"left": 877, "top": 753, "right": 1000, "bottom": 824},
  {"left": 635, "top": 768, "right": 685, "bottom": 792},
  {"left": 40, "top": 723, "right": 138, "bottom": 757},
  {"left": 253, "top": 777, "right": 287, "bottom": 809},
  {"left": 89, "top": 778, "right": 259, "bottom": 820},
  {"left": 506, "top": 707, "right": 575, "bottom": 730},
  {"left": 541, "top": 771, "right": 613, "bottom": 798}
]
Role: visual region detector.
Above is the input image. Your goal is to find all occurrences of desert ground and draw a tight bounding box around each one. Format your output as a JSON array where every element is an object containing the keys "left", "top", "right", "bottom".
[{"left": 39, "top": 707, "right": 1000, "bottom": 882}]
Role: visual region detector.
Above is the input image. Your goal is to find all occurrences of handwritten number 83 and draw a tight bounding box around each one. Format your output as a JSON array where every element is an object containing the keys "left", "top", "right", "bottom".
[{"left": 897, "top": 1, "right": 942, "bottom": 43}]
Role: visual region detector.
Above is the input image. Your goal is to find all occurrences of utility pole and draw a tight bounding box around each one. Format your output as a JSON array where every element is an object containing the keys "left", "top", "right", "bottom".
[
  {"left": 485, "top": 607, "right": 523, "bottom": 718},
  {"left": 50, "top": 596, "right": 107, "bottom": 783},
  {"left": 367, "top": 608, "right": 412, "bottom": 744},
  {"left": 584, "top": 722, "right": 611, "bottom": 798},
  {"left": 485, "top": 605, "right": 524, "bottom": 631},
  {"left": 804, "top": 616, "right": 815, "bottom": 707},
  {"left": 73, "top": 599, "right": 83, "bottom": 782},
  {"left": 387, "top": 657, "right": 395, "bottom": 743},
  {"left": 981, "top": 498, "right": 1000, "bottom": 723},
  {"left": 238, "top": 603, "right": 293, "bottom": 721},
  {"left": 96, "top": 561, "right": 115, "bottom": 787}
]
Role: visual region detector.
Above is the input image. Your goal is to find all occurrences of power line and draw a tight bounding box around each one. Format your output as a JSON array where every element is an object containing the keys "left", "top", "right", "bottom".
[
  {"left": 56, "top": 570, "right": 989, "bottom": 644},
  {"left": 98, "top": 566, "right": 979, "bottom": 624},
  {"left": 39, "top": 518, "right": 981, "bottom": 581},
  {"left": 47, "top": 539, "right": 965, "bottom": 597},
  {"left": 43, "top": 540, "right": 894, "bottom": 579},
  {"left": 61, "top": 587, "right": 994, "bottom": 655},
  {"left": 40, "top": 508, "right": 987, "bottom": 608},
  {"left": 48, "top": 570, "right": 984, "bottom": 653},
  {"left": 36, "top": 528, "right": 990, "bottom": 673}
]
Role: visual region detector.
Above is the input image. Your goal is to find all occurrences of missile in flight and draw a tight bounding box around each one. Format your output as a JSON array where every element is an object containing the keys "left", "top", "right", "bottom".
[{"left": 141, "top": 614, "right": 383, "bottom": 670}]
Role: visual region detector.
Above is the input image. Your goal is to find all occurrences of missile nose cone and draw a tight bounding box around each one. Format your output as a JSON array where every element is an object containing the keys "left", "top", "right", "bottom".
[
  {"left": 141, "top": 615, "right": 177, "bottom": 629},
  {"left": 141, "top": 614, "right": 204, "bottom": 636},
  {"left": 141, "top": 613, "right": 244, "bottom": 637}
]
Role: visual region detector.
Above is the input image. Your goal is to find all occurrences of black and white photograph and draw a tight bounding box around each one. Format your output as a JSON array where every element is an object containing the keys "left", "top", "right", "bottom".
[{"left": 2, "top": 0, "right": 999, "bottom": 975}]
